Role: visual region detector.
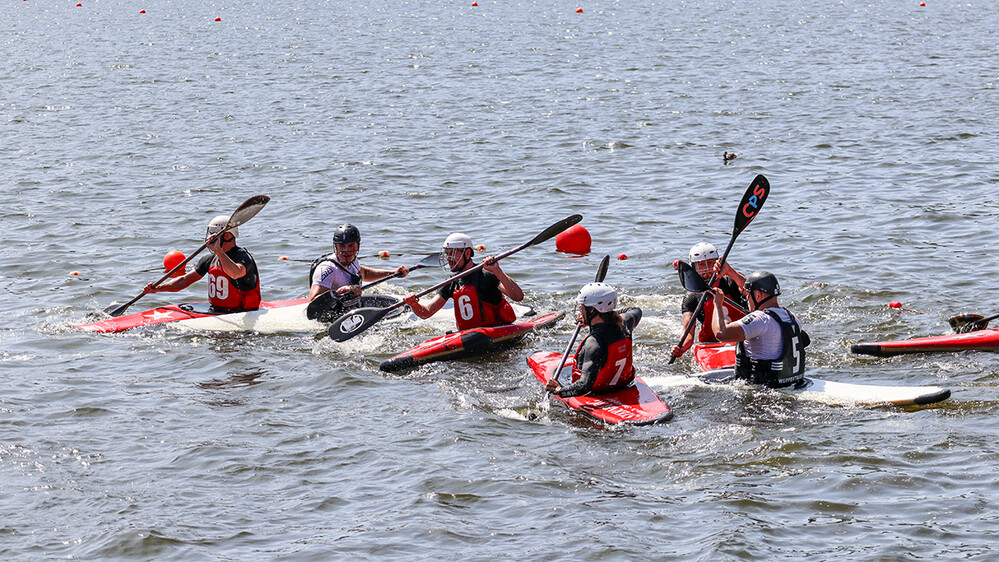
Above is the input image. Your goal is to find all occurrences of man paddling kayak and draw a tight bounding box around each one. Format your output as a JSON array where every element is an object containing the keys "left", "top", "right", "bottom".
[
  {"left": 671, "top": 242, "right": 747, "bottom": 359},
  {"left": 308, "top": 224, "right": 409, "bottom": 321},
  {"left": 546, "top": 283, "right": 642, "bottom": 398},
  {"left": 143, "top": 215, "right": 261, "bottom": 313},
  {"left": 709, "top": 271, "right": 810, "bottom": 389},
  {"left": 403, "top": 233, "right": 523, "bottom": 329}
]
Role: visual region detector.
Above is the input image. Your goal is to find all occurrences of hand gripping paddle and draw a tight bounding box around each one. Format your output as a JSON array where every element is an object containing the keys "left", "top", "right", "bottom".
[
  {"left": 306, "top": 252, "right": 442, "bottom": 322},
  {"left": 552, "top": 254, "right": 611, "bottom": 384},
  {"left": 103, "top": 195, "right": 270, "bottom": 317},
  {"left": 324, "top": 214, "right": 583, "bottom": 342},
  {"left": 668, "top": 175, "right": 770, "bottom": 364}
]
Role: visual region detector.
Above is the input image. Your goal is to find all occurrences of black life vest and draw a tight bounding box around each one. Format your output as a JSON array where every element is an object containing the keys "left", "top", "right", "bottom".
[{"left": 734, "top": 309, "right": 809, "bottom": 388}]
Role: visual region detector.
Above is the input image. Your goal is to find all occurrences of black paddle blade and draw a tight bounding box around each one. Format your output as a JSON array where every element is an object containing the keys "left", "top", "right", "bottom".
[
  {"left": 677, "top": 260, "right": 709, "bottom": 293},
  {"left": 415, "top": 253, "right": 442, "bottom": 270},
  {"left": 949, "top": 313, "right": 986, "bottom": 334},
  {"left": 103, "top": 302, "right": 130, "bottom": 317},
  {"left": 529, "top": 214, "right": 582, "bottom": 247},
  {"left": 229, "top": 195, "right": 270, "bottom": 228},
  {"left": 327, "top": 306, "right": 391, "bottom": 342},
  {"left": 733, "top": 175, "right": 770, "bottom": 235},
  {"left": 595, "top": 254, "right": 610, "bottom": 283}
]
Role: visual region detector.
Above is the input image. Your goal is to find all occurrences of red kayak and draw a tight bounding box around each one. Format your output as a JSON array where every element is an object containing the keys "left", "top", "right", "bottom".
[
  {"left": 851, "top": 329, "right": 999, "bottom": 357},
  {"left": 379, "top": 312, "right": 563, "bottom": 372},
  {"left": 527, "top": 351, "right": 672, "bottom": 425}
]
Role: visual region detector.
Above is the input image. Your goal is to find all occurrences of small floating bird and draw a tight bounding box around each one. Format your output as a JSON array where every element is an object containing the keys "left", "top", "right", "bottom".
[{"left": 723, "top": 151, "right": 738, "bottom": 163}]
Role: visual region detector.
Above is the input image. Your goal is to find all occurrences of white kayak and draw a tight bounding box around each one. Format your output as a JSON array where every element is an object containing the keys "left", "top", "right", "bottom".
[{"left": 691, "top": 343, "right": 950, "bottom": 407}]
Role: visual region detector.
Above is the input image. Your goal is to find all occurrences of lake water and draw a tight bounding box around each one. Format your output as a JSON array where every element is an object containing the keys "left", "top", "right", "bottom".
[{"left": 3, "top": 0, "right": 999, "bottom": 559}]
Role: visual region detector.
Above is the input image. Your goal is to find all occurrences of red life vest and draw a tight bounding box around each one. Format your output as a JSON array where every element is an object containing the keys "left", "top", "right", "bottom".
[
  {"left": 452, "top": 283, "right": 517, "bottom": 330},
  {"left": 698, "top": 297, "right": 746, "bottom": 342},
  {"left": 571, "top": 335, "right": 635, "bottom": 393},
  {"left": 207, "top": 261, "right": 261, "bottom": 311}
]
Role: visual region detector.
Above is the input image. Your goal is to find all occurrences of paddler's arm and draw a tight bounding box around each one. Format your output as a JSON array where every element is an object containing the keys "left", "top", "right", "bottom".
[
  {"left": 404, "top": 294, "right": 445, "bottom": 319},
  {"left": 671, "top": 310, "right": 695, "bottom": 358},
  {"left": 483, "top": 256, "right": 524, "bottom": 302},
  {"left": 710, "top": 287, "right": 746, "bottom": 342},
  {"left": 144, "top": 270, "right": 201, "bottom": 293},
  {"left": 208, "top": 236, "right": 247, "bottom": 280},
  {"left": 360, "top": 265, "right": 409, "bottom": 282},
  {"left": 714, "top": 261, "right": 746, "bottom": 291},
  {"left": 309, "top": 283, "right": 329, "bottom": 301},
  {"left": 548, "top": 338, "right": 603, "bottom": 398}
]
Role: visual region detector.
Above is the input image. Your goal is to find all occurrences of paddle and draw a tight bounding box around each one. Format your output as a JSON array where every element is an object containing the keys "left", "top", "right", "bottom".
[
  {"left": 324, "top": 214, "right": 583, "bottom": 342},
  {"left": 306, "top": 252, "right": 442, "bottom": 322},
  {"left": 552, "top": 254, "right": 610, "bottom": 384},
  {"left": 103, "top": 195, "right": 270, "bottom": 317},
  {"left": 676, "top": 260, "right": 749, "bottom": 314},
  {"left": 668, "top": 174, "right": 770, "bottom": 365},
  {"left": 949, "top": 312, "right": 999, "bottom": 334}
]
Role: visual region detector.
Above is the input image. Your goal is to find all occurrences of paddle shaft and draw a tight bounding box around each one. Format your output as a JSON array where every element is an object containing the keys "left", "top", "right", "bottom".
[
  {"left": 668, "top": 175, "right": 769, "bottom": 365},
  {"left": 553, "top": 255, "right": 610, "bottom": 384},
  {"left": 326, "top": 214, "right": 582, "bottom": 342}
]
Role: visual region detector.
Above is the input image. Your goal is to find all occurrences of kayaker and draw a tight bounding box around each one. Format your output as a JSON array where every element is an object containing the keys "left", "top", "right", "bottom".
[
  {"left": 403, "top": 233, "right": 523, "bottom": 329},
  {"left": 308, "top": 224, "right": 409, "bottom": 321},
  {"left": 546, "top": 283, "right": 641, "bottom": 397},
  {"left": 143, "top": 215, "right": 261, "bottom": 313},
  {"left": 670, "top": 241, "right": 747, "bottom": 359},
  {"left": 710, "top": 270, "right": 809, "bottom": 389}
]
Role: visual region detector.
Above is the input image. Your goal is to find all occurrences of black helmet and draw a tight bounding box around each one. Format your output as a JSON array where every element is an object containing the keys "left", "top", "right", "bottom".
[
  {"left": 744, "top": 271, "right": 781, "bottom": 297},
  {"left": 332, "top": 224, "right": 361, "bottom": 245}
]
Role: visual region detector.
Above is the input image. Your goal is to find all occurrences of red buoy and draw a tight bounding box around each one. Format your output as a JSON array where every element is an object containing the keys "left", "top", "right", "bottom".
[
  {"left": 888, "top": 301, "right": 901, "bottom": 308},
  {"left": 378, "top": 250, "right": 390, "bottom": 259},
  {"left": 140, "top": 9, "right": 146, "bottom": 13},
  {"left": 69, "top": 271, "right": 80, "bottom": 276},
  {"left": 474, "top": 244, "right": 486, "bottom": 251},
  {"left": 278, "top": 256, "right": 289, "bottom": 261},
  {"left": 576, "top": 7, "right": 583, "bottom": 13},
  {"left": 214, "top": 17, "right": 221, "bottom": 21},
  {"left": 472, "top": 2, "right": 478, "bottom": 5},
  {"left": 555, "top": 224, "right": 591, "bottom": 255},
  {"left": 164, "top": 250, "right": 186, "bottom": 277},
  {"left": 617, "top": 254, "right": 628, "bottom": 260}
]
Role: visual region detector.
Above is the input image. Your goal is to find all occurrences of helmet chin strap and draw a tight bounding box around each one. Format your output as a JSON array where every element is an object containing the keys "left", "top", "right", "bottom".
[
  {"left": 451, "top": 249, "right": 472, "bottom": 272},
  {"left": 750, "top": 291, "right": 775, "bottom": 309}
]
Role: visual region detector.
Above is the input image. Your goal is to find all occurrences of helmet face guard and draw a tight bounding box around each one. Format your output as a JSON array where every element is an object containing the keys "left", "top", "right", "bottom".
[
  {"left": 206, "top": 215, "right": 236, "bottom": 242},
  {"left": 441, "top": 233, "right": 474, "bottom": 272}
]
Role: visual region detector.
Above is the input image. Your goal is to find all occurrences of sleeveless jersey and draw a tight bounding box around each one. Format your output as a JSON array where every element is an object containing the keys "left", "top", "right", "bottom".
[
  {"left": 196, "top": 247, "right": 260, "bottom": 312},
  {"left": 440, "top": 269, "right": 517, "bottom": 330}
]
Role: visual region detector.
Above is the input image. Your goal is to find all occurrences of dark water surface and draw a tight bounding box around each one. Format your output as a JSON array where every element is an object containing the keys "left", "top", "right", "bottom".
[{"left": 3, "top": 0, "right": 999, "bottom": 559}]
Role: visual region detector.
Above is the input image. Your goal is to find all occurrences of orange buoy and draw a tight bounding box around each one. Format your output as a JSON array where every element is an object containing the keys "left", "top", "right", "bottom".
[
  {"left": 378, "top": 250, "right": 390, "bottom": 259},
  {"left": 163, "top": 250, "right": 186, "bottom": 277},
  {"left": 140, "top": 9, "right": 146, "bottom": 13},
  {"left": 214, "top": 17, "right": 221, "bottom": 21},
  {"left": 472, "top": 1, "right": 478, "bottom": 5},
  {"left": 278, "top": 256, "right": 289, "bottom": 261},
  {"left": 555, "top": 224, "right": 591, "bottom": 255},
  {"left": 576, "top": 7, "right": 583, "bottom": 13},
  {"left": 69, "top": 271, "right": 80, "bottom": 276},
  {"left": 617, "top": 254, "right": 628, "bottom": 260},
  {"left": 474, "top": 244, "right": 486, "bottom": 251}
]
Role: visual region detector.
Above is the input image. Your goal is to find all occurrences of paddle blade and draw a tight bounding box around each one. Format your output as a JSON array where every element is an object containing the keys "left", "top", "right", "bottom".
[
  {"left": 229, "top": 195, "right": 270, "bottom": 228},
  {"left": 528, "top": 214, "right": 583, "bottom": 247},
  {"left": 595, "top": 254, "right": 610, "bottom": 283},
  {"left": 103, "top": 302, "right": 131, "bottom": 317},
  {"left": 949, "top": 313, "right": 986, "bottom": 334},
  {"left": 677, "top": 260, "right": 709, "bottom": 293},
  {"left": 327, "top": 306, "right": 392, "bottom": 342},
  {"left": 415, "top": 252, "right": 442, "bottom": 270},
  {"left": 733, "top": 175, "right": 770, "bottom": 235}
]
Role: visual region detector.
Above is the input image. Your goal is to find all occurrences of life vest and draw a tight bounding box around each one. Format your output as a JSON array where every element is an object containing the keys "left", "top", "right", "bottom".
[
  {"left": 570, "top": 333, "right": 635, "bottom": 393},
  {"left": 207, "top": 259, "right": 260, "bottom": 312},
  {"left": 452, "top": 283, "right": 517, "bottom": 330},
  {"left": 309, "top": 254, "right": 362, "bottom": 310},
  {"left": 734, "top": 309, "right": 808, "bottom": 388}
]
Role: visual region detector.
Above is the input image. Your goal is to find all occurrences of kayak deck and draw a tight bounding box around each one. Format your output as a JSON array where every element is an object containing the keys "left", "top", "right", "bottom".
[
  {"left": 528, "top": 351, "right": 672, "bottom": 426},
  {"left": 380, "top": 311, "right": 562, "bottom": 372},
  {"left": 852, "top": 328, "right": 999, "bottom": 357}
]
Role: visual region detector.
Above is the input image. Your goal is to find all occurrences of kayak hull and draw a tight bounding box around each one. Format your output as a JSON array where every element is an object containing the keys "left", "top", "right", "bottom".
[
  {"left": 692, "top": 342, "right": 950, "bottom": 407},
  {"left": 379, "top": 311, "right": 562, "bottom": 372},
  {"left": 851, "top": 329, "right": 999, "bottom": 357},
  {"left": 528, "top": 351, "right": 672, "bottom": 426},
  {"left": 79, "top": 295, "right": 402, "bottom": 334}
]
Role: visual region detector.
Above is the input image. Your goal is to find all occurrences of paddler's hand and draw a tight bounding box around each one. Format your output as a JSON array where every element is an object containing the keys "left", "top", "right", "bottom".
[
  {"left": 482, "top": 255, "right": 500, "bottom": 274},
  {"left": 143, "top": 282, "right": 159, "bottom": 294},
  {"left": 670, "top": 345, "right": 685, "bottom": 358},
  {"left": 206, "top": 233, "right": 223, "bottom": 255},
  {"left": 403, "top": 294, "right": 419, "bottom": 308},
  {"left": 545, "top": 379, "right": 562, "bottom": 394},
  {"left": 336, "top": 285, "right": 361, "bottom": 298},
  {"left": 395, "top": 266, "right": 409, "bottom": 279}
]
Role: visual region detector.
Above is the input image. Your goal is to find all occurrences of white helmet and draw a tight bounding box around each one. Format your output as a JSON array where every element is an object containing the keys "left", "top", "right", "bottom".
[
  {"left": 442, "top": 233, "right": 473, "bottom": 250},
  {"left": 206, "top": 215, "right": 236, "bottom": 239},
  {"left": 688, "top": 242, "right": 718, "bottom": 263},
  {"left": 577, "top": 282, "right": 618, "bottom": 313}
]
